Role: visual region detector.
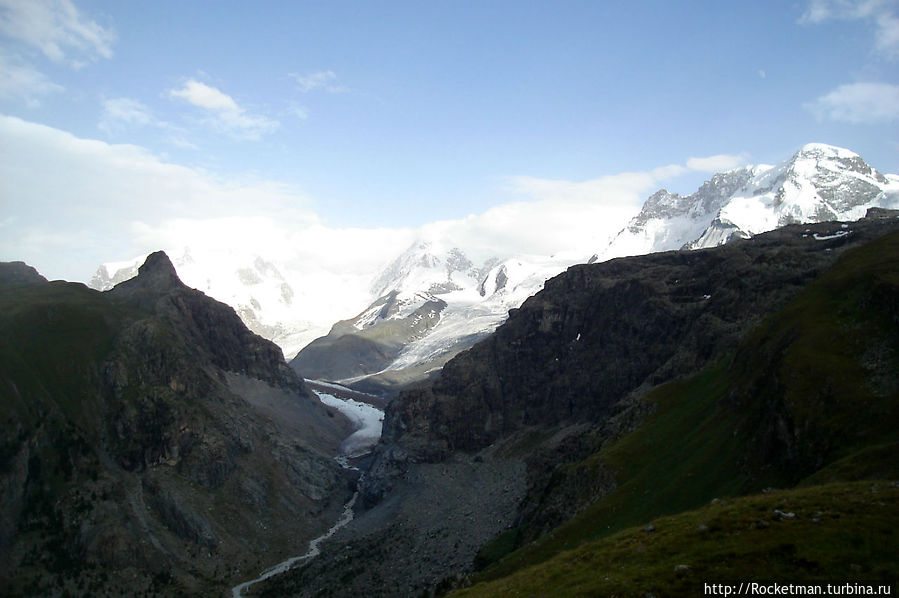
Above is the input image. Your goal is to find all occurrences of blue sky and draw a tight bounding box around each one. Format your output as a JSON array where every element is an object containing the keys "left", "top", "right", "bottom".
[{"left": 1, "top": 0, "right": 898, "bottom": 281}]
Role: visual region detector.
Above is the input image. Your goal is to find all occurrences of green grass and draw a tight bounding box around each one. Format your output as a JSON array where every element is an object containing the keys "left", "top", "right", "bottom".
[{"left": 455, "top": 481, "right": 899, "bottom": 598}]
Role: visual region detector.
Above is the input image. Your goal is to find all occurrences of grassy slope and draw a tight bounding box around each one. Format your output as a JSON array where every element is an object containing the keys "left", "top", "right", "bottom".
[
  {"left": 456, "top": 481, "right": 898, "bottom": 598},
  {"left": 460, "top": 232, "right": 899, "bottom": 594}
]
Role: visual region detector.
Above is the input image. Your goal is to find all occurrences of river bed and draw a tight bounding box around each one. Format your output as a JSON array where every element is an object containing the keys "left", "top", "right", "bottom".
[{"left": 230, "top": 390, "right": 383, "bottom": 597}]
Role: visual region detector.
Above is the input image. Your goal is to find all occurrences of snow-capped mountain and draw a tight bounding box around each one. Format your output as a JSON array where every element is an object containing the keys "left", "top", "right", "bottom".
[
  {"left": 599, "top": 143, "right": 899, "bottom": 260},
  {"left": 290, "top": 237, "right": 574, "bottom": 393}
]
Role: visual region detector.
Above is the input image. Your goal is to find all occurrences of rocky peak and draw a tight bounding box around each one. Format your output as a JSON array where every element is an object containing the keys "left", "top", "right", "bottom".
[
  {"left": 630, "top": 168, "right": 754, "bottom": 230},
  {"left": 108, "top": 251, "right": 185, "bottom": 303},
  {"left": 135, "top": 251, "right": 183, "bottom": 289}
]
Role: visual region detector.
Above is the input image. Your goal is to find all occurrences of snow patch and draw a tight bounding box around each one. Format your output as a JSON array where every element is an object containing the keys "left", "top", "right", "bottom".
[{"left": 813, "top": 230, "right": 850, "bottom": 241}]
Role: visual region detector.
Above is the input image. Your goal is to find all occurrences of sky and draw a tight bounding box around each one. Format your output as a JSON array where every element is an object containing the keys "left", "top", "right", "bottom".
[{"left": 1, "top": 0, "right": 898, "bottom": 283}]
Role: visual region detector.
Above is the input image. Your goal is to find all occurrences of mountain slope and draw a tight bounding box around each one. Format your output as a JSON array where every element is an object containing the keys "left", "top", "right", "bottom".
[
  {"left": 0, "top": 252, "right": 353, "bottom": 596},
  {"left": 456, "top": 481, "right": 898, "bottom": 598}
]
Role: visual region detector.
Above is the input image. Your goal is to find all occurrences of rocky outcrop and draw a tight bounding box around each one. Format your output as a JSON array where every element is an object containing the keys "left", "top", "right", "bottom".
[{"left": 111, "top": 251, "right": 301, "bottom": 391}]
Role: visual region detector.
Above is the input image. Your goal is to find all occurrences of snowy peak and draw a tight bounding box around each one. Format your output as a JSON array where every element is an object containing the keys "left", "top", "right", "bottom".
[
  {"left": 776, "top": 143, "right": 890, "bottom": 214},
  {"left": 292, "top": 238, "right": 575, "bottom": 392},
  {"left": 630, "top": 168, "right": 754, "bottom": 230},
  {"left": 370, "top": 240, "right": 493, "bottom": 300},
  {"left": 604, "top": 144, "right": 898, "bottom": 260}
]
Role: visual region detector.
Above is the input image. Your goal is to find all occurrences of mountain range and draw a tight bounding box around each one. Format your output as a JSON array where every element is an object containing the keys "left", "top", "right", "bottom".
[
  {"left": 288, "top": 143, "right": 898, "bottom": 393},
  {"left": 90, "top": 144, "right": 898, "bottom": 396}
]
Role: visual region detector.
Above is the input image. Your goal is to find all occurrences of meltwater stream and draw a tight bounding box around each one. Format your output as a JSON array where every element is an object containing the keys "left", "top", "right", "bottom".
[{"left": 231, "top": 390, "right": 383, "bottom": 597}]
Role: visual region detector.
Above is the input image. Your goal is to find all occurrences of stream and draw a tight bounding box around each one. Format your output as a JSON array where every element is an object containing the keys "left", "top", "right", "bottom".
[{"left": 230, "top": 390, "right": 383, "bottom": 597}]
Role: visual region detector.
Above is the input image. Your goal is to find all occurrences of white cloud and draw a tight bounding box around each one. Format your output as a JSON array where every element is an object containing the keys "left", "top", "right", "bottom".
[
  {"left": 292, "top": 70, "right": 348, "bottom": 93},
  {"left": 0, "top": 50, "right": 64, "bottom": 104},
  {"left": 0, "top": 114, "right": 402, "bottom": 282},
  {"left": 169, "top": 78, "right": 279, "bottom": 140},
  {"left": 800, "top": 0, "right": 899, "bottom": 59},
  {"left": 288, "top": 102, "right": 309, "bottom": 121},
  {"left": 170, "top": 79, "right": 239, "bottom": 111},
  {"left": 509, "top": 155, "right": 747, "bottom": 208},
  {"left": 806, "top": 81, "right": 899, "bottom": 123},
  {"left": 488, "top": 168, "right": 686, "bottom": 258},
  {"left": 686, "top": 153, "right": 749, "bottom": 172},
  {"left": 494, "top": 155, "right": 752, "bottom": 257},
  {"left": 509, "top": 171, "right": 666, "bottom": 207},
  {"left": 0, "top": 0, "right": 115, "bottom": 65}
]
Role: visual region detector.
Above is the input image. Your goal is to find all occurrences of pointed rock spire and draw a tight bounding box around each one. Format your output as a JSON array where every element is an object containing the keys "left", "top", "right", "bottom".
[{"left": 110, "top": 250, "right": 184, "bottom": 298}]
